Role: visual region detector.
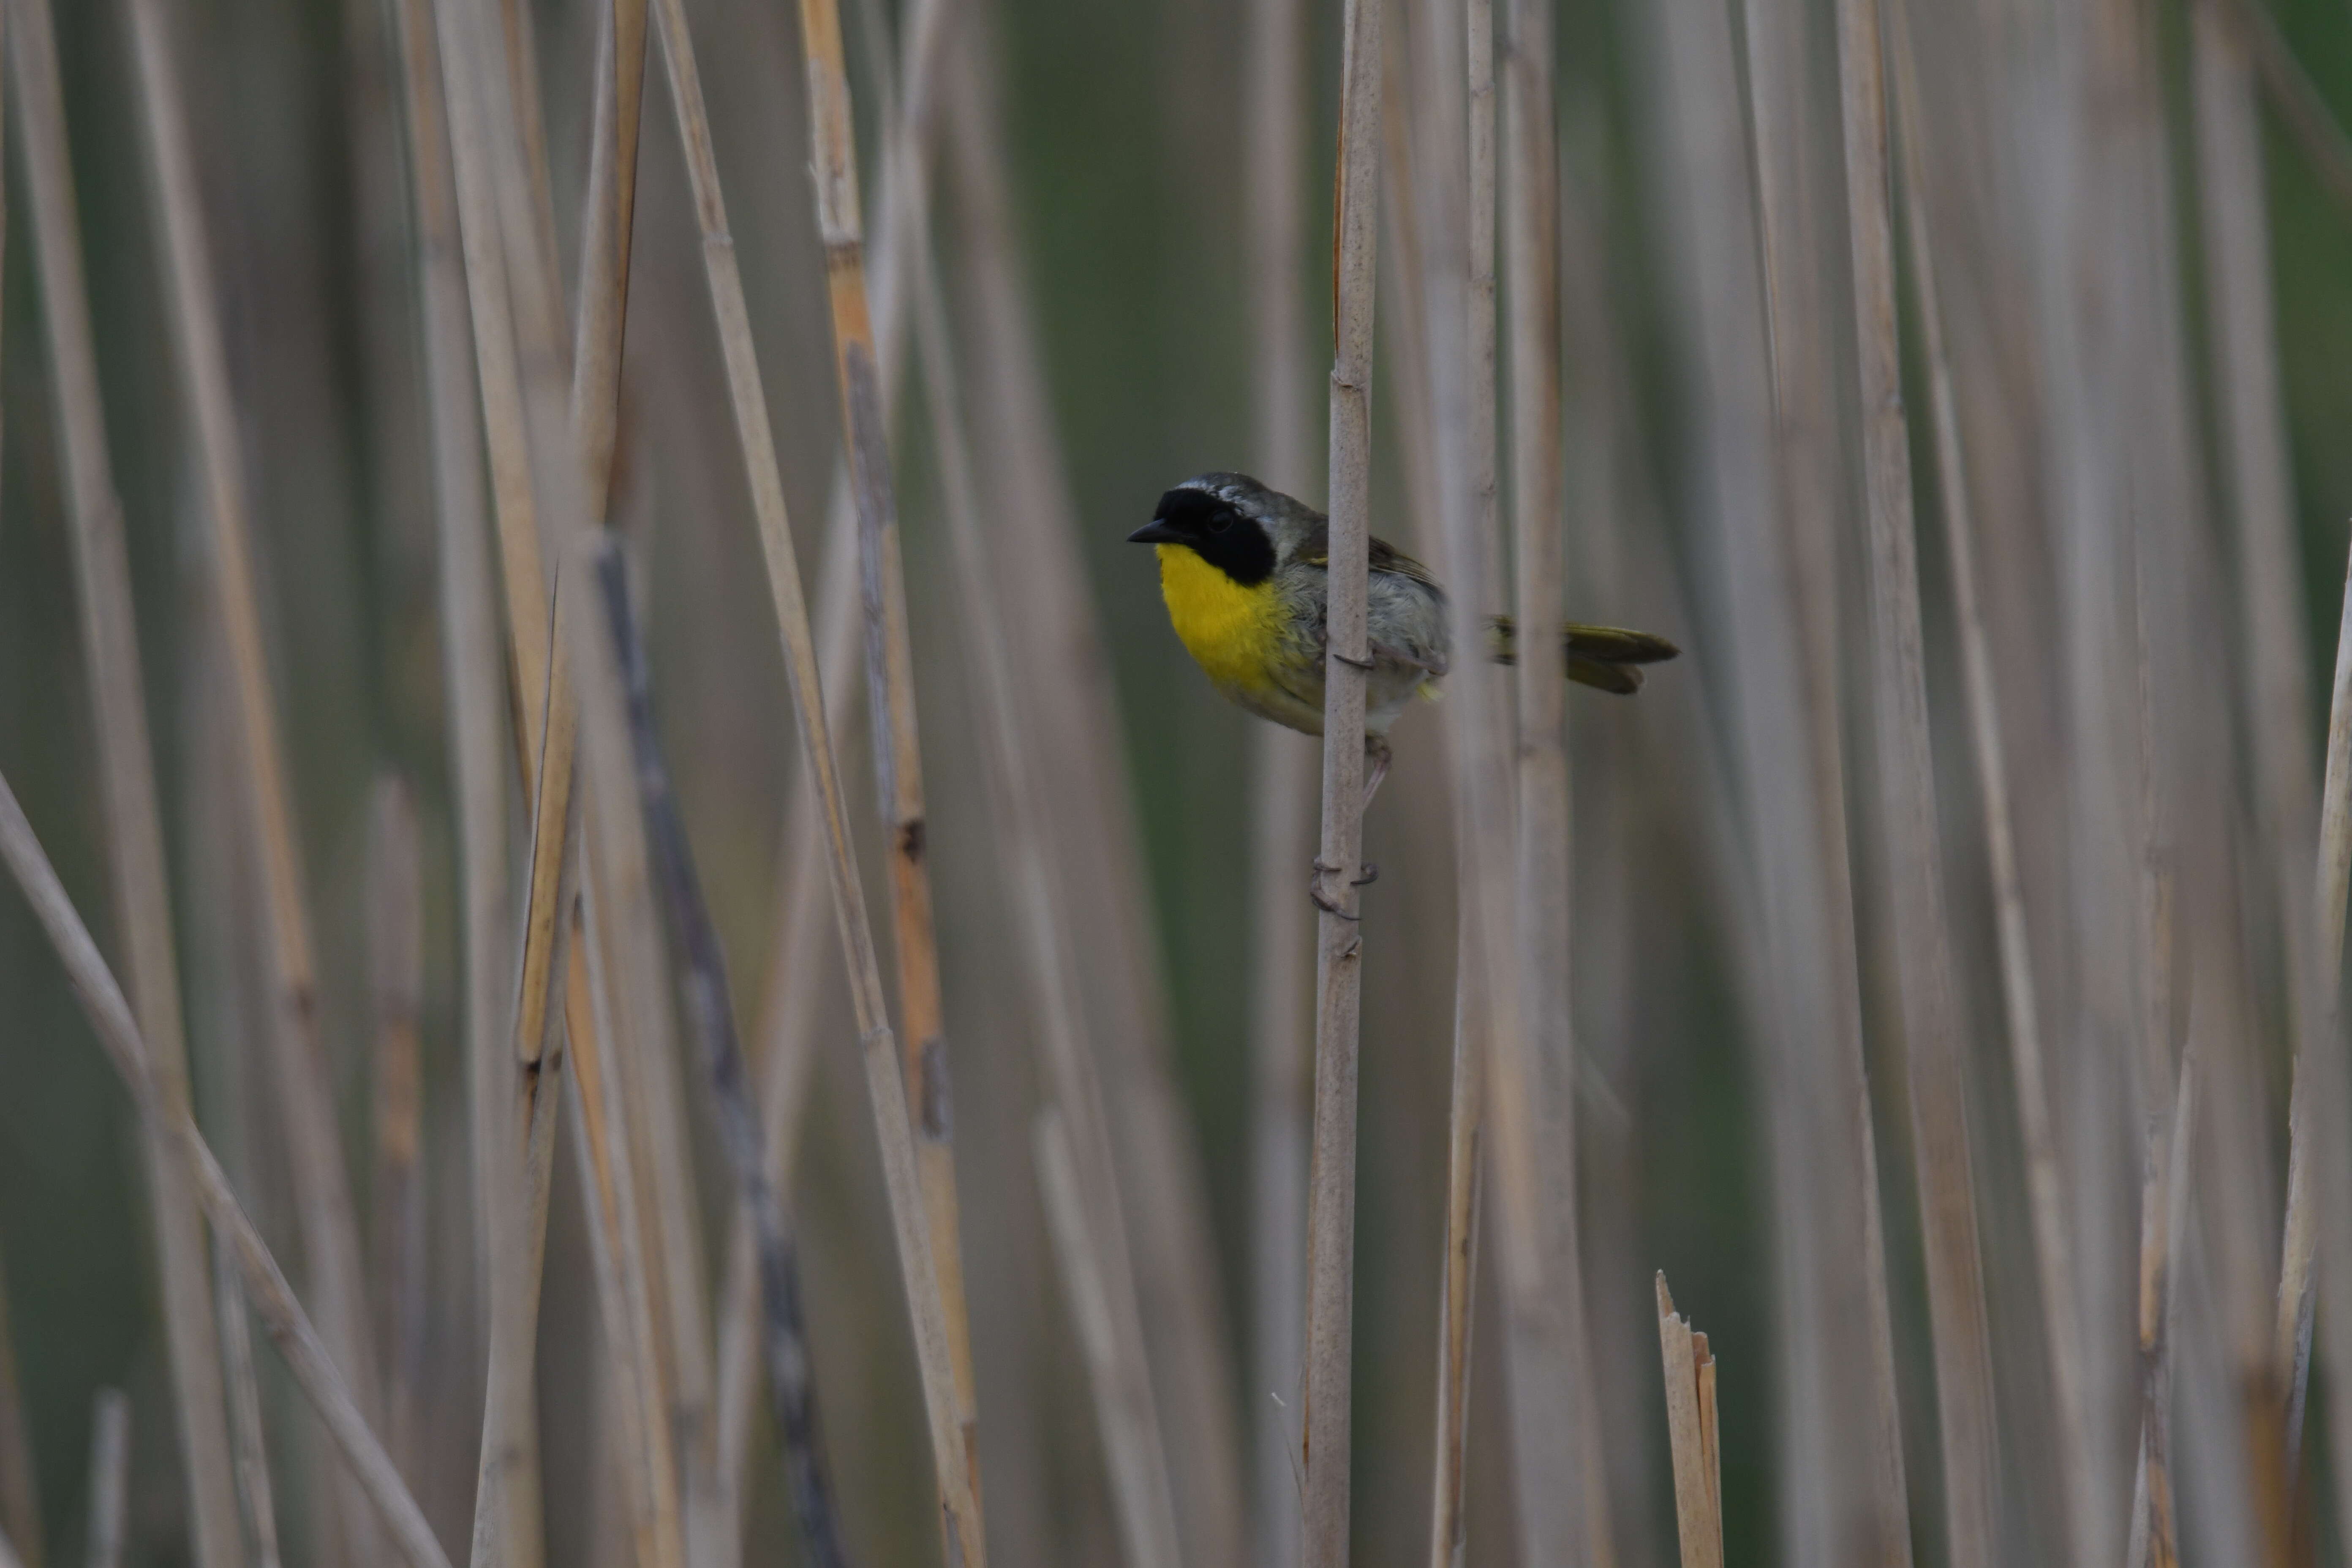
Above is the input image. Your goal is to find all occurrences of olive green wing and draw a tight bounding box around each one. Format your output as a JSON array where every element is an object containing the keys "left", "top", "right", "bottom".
[{"left": 1297, "top": 525, "right": 1445, "bottom": 591}]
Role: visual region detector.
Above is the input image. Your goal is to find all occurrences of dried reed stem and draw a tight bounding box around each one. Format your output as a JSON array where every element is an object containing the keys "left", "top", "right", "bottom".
[
  {"left": 1498, "top": 0, "right": 1612, "bottom": 1559},
  {"left": 537, "top": 11, "right": 736, "bottom": 1541},
  {"left": 1419, "top": 0, "right": 1514, "bottom": 1554},
  {"left": 0, "top": 770, "right": 453, "bottom": 1568},
  {"left": 886, "top": 52, "right": 1185, "bottom": 1557},
  {"left": 1838, "top": 2, "right": 1999, "bottom": 1562},
  {"left": 1244, "top": 0, "right": 1315, "bottom": 1547},
  {"left": 0, "top": 1529, "right": 20, "bottom": 1568},
  {"left": 716, "top": 0, "right": 927, "bottom": 1495},
  {"left": 2195, "top": 0, "right": 2340, "bottom": 1478},
  {"left": 119, "top": 15, "right": 388, "bottom": 1561},
  {"left": 1032, "top": 1108, "right": 1177, "bottom": 1568},
  {"left": 5, "top": 7, "right": 245, "bottom": 1563},
  {"left": 1889, "top": 7, "right": 2092, "bottom": 1556},
  {"left": 1425, "top": 969, "right": 1482, "bottom": 1568},
  {"left": 1655, "top": 1277, "right": 1722, "bottom": 1568},
  {"left": 1301, "top": 0, "right": 1382, "bottom": 1559},
  {"left": 647, "top": 0, "right": 986, "bottom": 1555},
  {"left": 370, "top": 777, "right": 428, "bottom": 1479},
  {"left": 2126, "top": 1055, "right": 2195, "bottom": 1568},
  {"left": 0, "top": 1255, "right": 39, "bottom": 1568},
  {"left": 389, "top": 0, "right": 595, "bottom": 1561},
  {"left": 705, "top": 0, "right": 940, "bottom": 1509},
  {"left": 1650, "top": 0, "right": 1911, "bottom": 1555},
  {"left": 940, "top": 33, "right": 1252, "bottom": 1554},
  {"left": 718, "top": 376, "right": 868, "bottom": 1543},
  {"left": 561, "top": 911, "right": 679, "bottom": 1568},
  {"left": 215, "top": 1245, "right": 284, "bottom": 1568},
  {"left": 790, "top": 0, "right": 986, "bottom": 1523},
  {"left": 599, "top": 546, "right": 855, "bottom": 1568},
  {"left": 84, "top": 1391, "right": 128, "bottom": 1568},
  {"left": 422, "top": 10, "right": 570, "bottom": 1566},
  {"left": 2290, "top": 513, "right": 2352, "bottom": 1522},
  {"left": 439, "top": 0, "right": 709, "bottom": 1560}
]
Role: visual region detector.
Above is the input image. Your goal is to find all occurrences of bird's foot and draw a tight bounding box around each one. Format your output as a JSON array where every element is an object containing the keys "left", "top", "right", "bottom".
[{"left": 1309, "top": 859, "right": 1362, "bottom": 919}]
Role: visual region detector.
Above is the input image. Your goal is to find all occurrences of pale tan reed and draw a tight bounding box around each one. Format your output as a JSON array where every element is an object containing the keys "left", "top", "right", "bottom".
[
  {"left": 5, "top": 5, "right": 243, "bottom": 1562},
  {"left": 1889, "top": 5, "right": 2094, "bottom": 1555},
  {"left": 1837, "top": 0, "right": 2000, "bottom": 1562},
  {"left": 790, "top": 0, "right": 988, "bottom": 1528},
  {"left": 8, "top": 6, "right": 245, "bottom": 1561},
  {"left": 1242, "top": 0, "right": 1317, "bottom": 1549},
  {"left": 646, "top": 0, "right": 987, "bottom": 1554},
  {"left": 1499, "top": 0, "right": 1613, "bottom": 1560},
  {"left": 0, "top": 770, "right": 452, "bottom": 1568},
  {"left": 118, "top": 16, "right": 387, "bottom": 1562},
  {"left": 1032, "top": 1107, "right": 1181, "bottom": 1568},
  {"left": 1301, "top": 0, "right": 1383, "bottom": 1559},
  {"left": 881, "top": 11, "right": 1186, "bottom": 1544},
  {"left": 940, "top": 37, "right": 1252, "bottom": 1560},
  {"left": 1645, "top": 0, "right": 1913, "bottom": 1556},
  {"left": 214, "top": 1246, "right": 284, "bottom": 1568},
  {"left": 1655, "top": 1277, "right": 1721, "bottom": 1568},
  {"left": 369, "top": 777, "right": 427, "bottom": 1481}
]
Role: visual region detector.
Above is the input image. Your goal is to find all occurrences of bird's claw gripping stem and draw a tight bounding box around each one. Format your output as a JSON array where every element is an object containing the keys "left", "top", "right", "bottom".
[{"left": 1309, "top": 858, "right": 1362, "bottom": 919}]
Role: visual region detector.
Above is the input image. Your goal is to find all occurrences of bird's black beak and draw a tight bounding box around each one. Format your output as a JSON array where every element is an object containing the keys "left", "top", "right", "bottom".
[{"left": 1127, "top": 520, "right": 1181, "bottom": 545}]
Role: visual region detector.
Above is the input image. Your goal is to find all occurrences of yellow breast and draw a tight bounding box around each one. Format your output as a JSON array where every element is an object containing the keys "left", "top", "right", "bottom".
[{"left": 1157, "top": 544, "right": 1287, "bottom": 697}]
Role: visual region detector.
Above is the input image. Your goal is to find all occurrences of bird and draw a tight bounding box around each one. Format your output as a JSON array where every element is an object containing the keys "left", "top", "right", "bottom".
[{"left": 1127, "top": 471, "right": 1678, "bottom": 911}]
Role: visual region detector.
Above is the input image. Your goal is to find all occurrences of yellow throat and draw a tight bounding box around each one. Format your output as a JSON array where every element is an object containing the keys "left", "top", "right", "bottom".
[{"left": 1156, "top": 543, "right": 1285, "bottom": 695}]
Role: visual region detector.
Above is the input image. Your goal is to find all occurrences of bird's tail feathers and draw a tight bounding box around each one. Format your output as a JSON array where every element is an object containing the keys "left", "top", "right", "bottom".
[{"left": 1486, "top": 615, "right": 1681, "bottom": 694}]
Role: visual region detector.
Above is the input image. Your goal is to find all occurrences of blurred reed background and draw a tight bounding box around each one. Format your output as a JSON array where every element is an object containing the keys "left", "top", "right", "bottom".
[{"left": 5, "top": 0, "right": 2352, "bottom": 1561}]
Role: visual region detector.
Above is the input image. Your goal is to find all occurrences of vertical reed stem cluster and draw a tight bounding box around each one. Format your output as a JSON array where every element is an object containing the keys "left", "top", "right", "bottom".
[
  {"left": 120, "top": 11, "right": 387, "bottom": 1559},
  {"left": 647, "top": 0, "right": 985, "bottom": 1555},
  {"left": 787, "top": 0, "right": 988, "bottom": 1536},
  {"left": 793, "top": 0, "right": 986, "bottom": 1524},
  {"left": 1835, "top": 0, "right": 1999, "bottom": 1563},
  {"left": 6, "top": 4, "right": 245, "bottom": 1562}
]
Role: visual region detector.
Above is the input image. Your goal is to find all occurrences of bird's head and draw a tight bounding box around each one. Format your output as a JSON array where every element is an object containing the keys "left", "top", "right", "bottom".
[{"left": 1127, "top": 473, "right": 1322, "bottom": 587}]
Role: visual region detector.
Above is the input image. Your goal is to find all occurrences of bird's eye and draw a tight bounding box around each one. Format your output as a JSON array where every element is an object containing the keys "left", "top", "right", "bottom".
[{"left": 1208, "top": 510, "right": 1233, "bottom": 534}]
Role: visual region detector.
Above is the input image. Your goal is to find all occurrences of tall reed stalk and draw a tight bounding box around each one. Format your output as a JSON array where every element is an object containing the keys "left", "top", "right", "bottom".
[
  {"left": 420, "top": 9, "right": 575, "bottom": 1566},
  {"left": 1301, "top": 0, "right": 1382, "bottom": 1559},
  {"left": 118, "top": 15, "right": 388, "bottom": 1562},
  {"left": 1243, "top": 0, "right": 1316, "bottom": 1549},
  {"left": 788, "top": 0, "right": 987, "bottom": 1529},
  {"left": 884, "top": 29, "right": 1187, "bottom": 1552},
  {"left": 0, "top": 770, "right": 452, "bottom": 1568},
  {"left": 1889, "top": 7, "right": 2093, "bottom": 1556},
  {"left": 940, "top": 29, "right": 1254, "bottom": 1560},
  {"left": 645, "top": 0, "right": 986, "bottom": 1555},
  {"left": 1499, "top": 0, "right": 1612, "bottom": 1558},
  {"left": 1410, "top": 0, "right": 1513, "bottom": 1556},
  {"left": 1836, "top": 0, "right": 1999, "bottom": 1561},
  {"left": 2198, "top": 0, "right": 2352, "bottom": 1482},
  {"left": 214, "top": 1247, "right": 283, "bottom": 1568},
  {"left": 600, "top": 544, "right": 856, "bottom": 1568},
  {"left": 1647, "top": 0, "right": 1913, "bottom": 1556},
  {"left": 6, "top": 4, "right": 245, "bottom": 1564},
  {"left": 368, "top": 778, "right": 428, "bottom": 1481}
]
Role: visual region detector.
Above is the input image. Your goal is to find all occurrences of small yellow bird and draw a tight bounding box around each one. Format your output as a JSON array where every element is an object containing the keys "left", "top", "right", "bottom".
[{"left": 1130, "top": 472, "right": 1678, "bottom": 907}]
